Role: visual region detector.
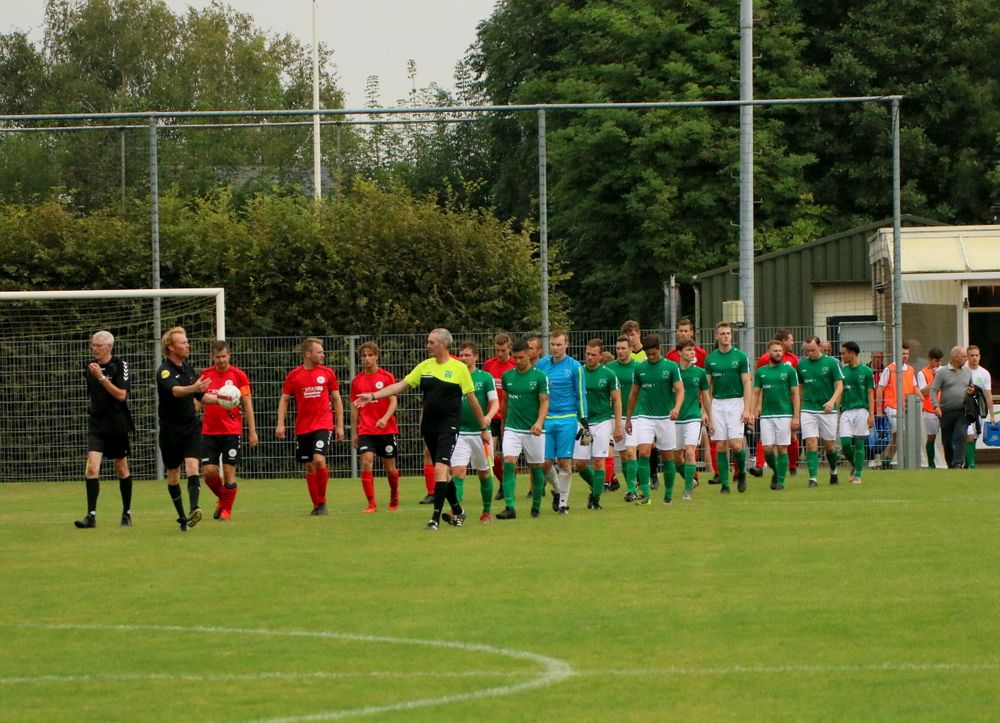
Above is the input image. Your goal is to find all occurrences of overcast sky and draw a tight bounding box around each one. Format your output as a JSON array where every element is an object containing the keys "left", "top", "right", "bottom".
[{"left": 4, "top": 0, "right": 499, "bottom": 108}]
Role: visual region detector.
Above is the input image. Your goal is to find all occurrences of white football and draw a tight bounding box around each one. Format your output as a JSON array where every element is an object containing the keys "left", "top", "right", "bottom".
[{"left": 216, "top": 384, "right": 242, "bottom": 410}]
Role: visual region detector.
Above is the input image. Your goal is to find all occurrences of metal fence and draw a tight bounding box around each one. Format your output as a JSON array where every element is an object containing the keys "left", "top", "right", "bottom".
[{"left": 2, "top": 324, "right": 897, "bottom": 483}]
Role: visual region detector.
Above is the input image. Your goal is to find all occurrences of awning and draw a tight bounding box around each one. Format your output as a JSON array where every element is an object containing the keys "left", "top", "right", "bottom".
[{"left": 870, "top": 225, "right": 1000, "bottom": 276}]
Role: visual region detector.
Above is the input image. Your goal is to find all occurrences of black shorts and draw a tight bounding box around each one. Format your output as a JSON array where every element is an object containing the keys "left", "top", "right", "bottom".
[
  {"left": 423, "top": 422, "right": 459, "bottom": 466},
  {"left": 357, "top": 434, "right": 399, "bottom": 459},
  {"left": 201, "top": 434, "right": 242, "bottom": 467},
  {"left": 297, "top": 429, "right": 333, "bottom": 464},
  {"left": 490, "top": 418, "right": 503, "bottom": 438},
  {"left": 88, "top": 432, "right": 130, "bottom": 460},
  {"left": 159, "top": 424, "right": 202, "bottom": 470}
]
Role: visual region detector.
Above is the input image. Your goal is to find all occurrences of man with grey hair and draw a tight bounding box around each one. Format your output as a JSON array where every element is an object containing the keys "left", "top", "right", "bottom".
[
  {"left": 355, "top": 328, "right": 490, "bottom": 530},
  {"left": 75, "top": 331, "right": 134, "bottom": 529},
  {"left": 930, "top": 346, "right": 975, "bottom": 468}
]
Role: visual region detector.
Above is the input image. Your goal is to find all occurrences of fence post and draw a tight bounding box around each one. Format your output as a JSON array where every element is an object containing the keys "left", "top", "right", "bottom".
[{"left": 348, "top": 335, "right": 358, "bottom": 480}]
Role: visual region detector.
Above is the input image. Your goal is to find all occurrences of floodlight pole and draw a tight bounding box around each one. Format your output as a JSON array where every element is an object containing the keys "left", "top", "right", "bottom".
[
  {"left": 149, "top": 116, "right": 164, "bottom": 481},
  {"left": 891, "top": 98, "right": 907, "bottom": 466},
  {"left": 538, "top": 109, "right": 550, "bottom": 352},
  {"left": 738, "top": 0, "right": 755, "bottom": 354},
  {"left": 312, "top": 0, "right": 322, "bottom": 200}
]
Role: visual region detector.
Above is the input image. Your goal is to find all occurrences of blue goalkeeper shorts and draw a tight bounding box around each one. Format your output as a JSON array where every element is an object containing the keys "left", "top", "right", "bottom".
[{"left": 544, "top": 417, "right": 577, "bottom": 460}]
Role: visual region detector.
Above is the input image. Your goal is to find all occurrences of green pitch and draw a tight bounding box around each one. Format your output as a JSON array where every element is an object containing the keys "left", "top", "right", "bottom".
[{"left": 1, "top": 470, "right": 997, "bottom": 721}]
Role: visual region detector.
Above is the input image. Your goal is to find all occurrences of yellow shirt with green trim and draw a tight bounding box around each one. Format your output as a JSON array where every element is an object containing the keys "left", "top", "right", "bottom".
[{"left": 404, "top": 357, "right": 475, "bottom": 428}]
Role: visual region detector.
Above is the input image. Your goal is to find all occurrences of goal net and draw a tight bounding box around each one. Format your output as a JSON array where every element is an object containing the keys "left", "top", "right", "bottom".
[{"left": 0, "top": 289, "right": 224, "bottom": 483}]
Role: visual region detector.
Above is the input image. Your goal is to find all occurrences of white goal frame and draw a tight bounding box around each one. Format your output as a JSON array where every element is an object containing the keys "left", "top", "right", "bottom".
[{"left": 0, "top": 288, "right": 225, "bottom": 482}]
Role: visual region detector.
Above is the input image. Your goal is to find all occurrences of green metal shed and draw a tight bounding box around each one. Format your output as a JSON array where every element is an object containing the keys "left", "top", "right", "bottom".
[{"left": 693, "top": 215, "right": 941, "bottom": 340}]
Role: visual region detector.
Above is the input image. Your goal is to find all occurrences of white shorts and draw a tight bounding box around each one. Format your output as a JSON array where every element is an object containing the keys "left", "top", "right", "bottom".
[
  {"left": 922, "top": 411, "right": 940, "bottom": 436},
  {"left": 573, "top": 418, "right": 612, "bottom": 460},
  {"left": 613, "top": 425, "right": 637, "bottom": 451},
  {"left": 801, "top": 410, "right": 839, "bottom": 441},
  {"left": 451, "top": 433, "right": 488, "bottom": 470},
  {"left": 967, "top": 421, "right": 980, "bottom": 437},
  {"left": 839, "top": 408, "right": 870, "bottom": 438},
  {"left": 711, "top": 398, "right": 745, "bottom": 441},
  {"left": 632, "top": 417, "right": 677, "bottom": 451},
  {"left": 676, "top": 420, "right": 702, "bottom": 448},
  {"left": 502, "top": 429, "right": 545, "bottom": 465},
  {"left": 760, "top": 417, "right": 792, "bottom": 447},
  {"left": 884, "top": 406, "right": 898, "bottom": 433}
]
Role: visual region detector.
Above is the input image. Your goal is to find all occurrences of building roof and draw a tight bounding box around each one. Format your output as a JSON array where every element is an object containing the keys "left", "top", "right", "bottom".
[
  {"left": 871, "top": 225, "right": 1000, "bottom": 277},
  {"left": 694, "top": 214, "right": 942, "bottom": 281}
]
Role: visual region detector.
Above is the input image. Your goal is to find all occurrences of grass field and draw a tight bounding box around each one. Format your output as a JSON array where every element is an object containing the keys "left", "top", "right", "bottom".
[{"left": 1, "top": 469, "right": 997, "bottom": 722}]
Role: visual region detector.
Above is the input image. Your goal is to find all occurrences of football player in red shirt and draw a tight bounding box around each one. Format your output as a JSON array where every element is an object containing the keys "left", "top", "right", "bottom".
[
  {"left": 276, "top": 338, "right": 346, "bottom": 515},
  {"left": 349, "top": 341, "right": 401, "bottom": 512},
  {"left": 482, "top": 332, "right": 516, "bottom": 493},
  {"left": 750, "top": 328, "right": 800, "bottom": 476},
  {"left": 200, "top": 341, "right": 258, "bottom": 520}
]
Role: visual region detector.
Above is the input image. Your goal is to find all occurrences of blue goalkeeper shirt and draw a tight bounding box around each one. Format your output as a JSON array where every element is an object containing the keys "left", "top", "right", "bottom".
[{"left": 536, "top": 354, "right": 588, "bottom": 421}]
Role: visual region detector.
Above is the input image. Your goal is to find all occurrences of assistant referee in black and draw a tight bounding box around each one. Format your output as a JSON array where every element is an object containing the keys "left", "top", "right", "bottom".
[
  {"left": 157, "top": 326, "right": 210, "bottom": 531},
  {"left": 75, "top": 330, "right": 134, "bottom": 529}
]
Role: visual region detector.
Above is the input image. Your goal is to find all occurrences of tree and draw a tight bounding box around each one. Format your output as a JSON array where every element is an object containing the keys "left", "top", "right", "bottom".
[
  {"left": 0, "top": 0, "right": 346, "bottom": 207},
  {"left": 0, "top": 184, "right": 552, "bottom": 335},
  {"left": 468, "top": 0, "right": 824, "bottom": 327},
  {"left": 795, "top": 0, "right": 1000, "bottom": 224}
]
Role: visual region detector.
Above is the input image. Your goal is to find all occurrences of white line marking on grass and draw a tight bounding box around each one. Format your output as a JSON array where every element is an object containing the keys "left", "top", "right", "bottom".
[
  {"left": 596, "top": 662, "right": 1000, "bottom": 675},
  {"left": 2, "top": 622, "right": 573, "bottom": 722},
  {"left": 0, "top": 670, "right": 522, "bottom": 685}
]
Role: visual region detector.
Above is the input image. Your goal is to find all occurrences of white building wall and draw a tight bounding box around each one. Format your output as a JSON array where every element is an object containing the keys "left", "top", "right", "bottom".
[{"left": 812, "top": 283, "right": 874, "bottom": 338}]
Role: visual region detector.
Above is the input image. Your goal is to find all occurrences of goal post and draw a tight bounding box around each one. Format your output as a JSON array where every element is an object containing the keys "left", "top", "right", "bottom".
[{"left": 0, "top": 288, "right": 225, "bottom": 483}]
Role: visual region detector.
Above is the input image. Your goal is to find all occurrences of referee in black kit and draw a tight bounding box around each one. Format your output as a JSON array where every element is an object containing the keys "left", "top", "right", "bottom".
[
  {"left": 75, "top": 330, "right": 134, "bottom": 529},
  {"left": 157, "top": 326, "right": 210, "bottom": 531}
]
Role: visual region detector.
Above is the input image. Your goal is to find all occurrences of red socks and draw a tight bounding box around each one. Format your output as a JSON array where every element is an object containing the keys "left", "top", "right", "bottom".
[
  {"left": 306, "top": 470, "right": 319, "bottom": 507},
  {"left": 604, "top": 456, "right": 615, "bottom": 483},
  {"left": 423, "top": 464, "right": 435, "bottom": 495},
  {"left": 316, "top": 467, "right": 329, "bottom": 504},
  {"left": 361, "top": 471, "right": 375, "bottom": 503},
  {"left": 205, "top": 473, "right": 223, "bottom": 499},
  {"left": 388, "top": 470, "right": 400, "bottom": 507}
]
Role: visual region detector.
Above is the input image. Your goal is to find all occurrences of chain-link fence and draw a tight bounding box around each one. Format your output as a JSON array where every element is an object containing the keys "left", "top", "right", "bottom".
[{"left": 2, "top": 324, "right": 897, "bottom": 483}]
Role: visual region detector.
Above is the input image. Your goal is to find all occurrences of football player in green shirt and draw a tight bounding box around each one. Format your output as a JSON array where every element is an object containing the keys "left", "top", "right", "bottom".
[
  {"left": 496, "top": 339, "right": 550, "bottom": 519},
  {"left": 752, "top": 340, "right": 801, "bottom": 490},
  {"left": 705, "top": 321, "right": 753, "bottom": 493},
  {"left": 798, "top": 336, "right": 845, "bottom": 486},
  {"left": 573, "top": 339, "right": 623, "bottom": 510},
  {"left": 448, "top": 341, "right": 500, "bottom": 524},
  {"left": 675, "top": 340, "right": 712, "bottom": 501},
  {"left": 606, "top": 336, "right": 641, "bottom": 496},
  {"left": 838, "top": 341, "right": 875, "bottom": 483},
  {"left": 625, "top": 334, "right": 684, "bottom": 504}
]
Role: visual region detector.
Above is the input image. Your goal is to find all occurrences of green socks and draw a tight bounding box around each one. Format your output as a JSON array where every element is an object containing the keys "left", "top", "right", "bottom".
[
  {"left": 530, "top": 467, "right": 546, "bottom": 510},
  {"left": 806, "top": 450, "right": 820, "bottom": 479},
  {"left": 663, "top": 458, "right": 677, "bottom": 500},
  {"left": 451, "top": 476, "right": 464, "bottom": 503},
  {"left": 580, "top": 465, "right": 596, "bottom": 491},
  {"left": 826, "top": 448, "right": 839, "bottom": 470},
  {"left": 623, "top": 459, "right": 638, "bottom": 494},
  {"left": 734, "top": 447, "right": 748, "bottom": 475},
  {"left": 503, "top": 461, "right": 517, "bottom": 508},
  {"left": 965, "top": 444, "right": 976, "bottom": 469},
  {"left": 854, "top": 438, "right": 865, "bottom": 479},
  {"left": 637, "top": 456, "right": 651, "bottom": 497},
  {"left": 683, "top": 463, "right": 696, "bottom": 493},
  {"left": 716, "top": 450, "right": 730, "bottom": 489},
  {"left": 776, "top": 452, "right": 789, "bottom": 487},
  {"left": 840, "top": 437, "right": 854, "bottom": 469},
  {"left": 479, "top": 475, "right": 492, "bottom": 514}
]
